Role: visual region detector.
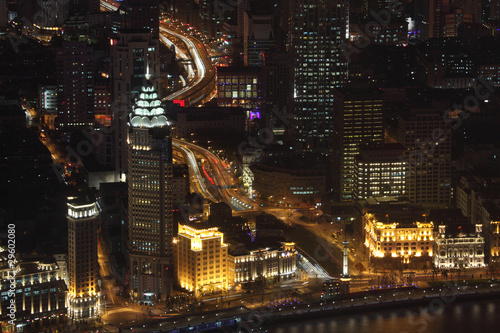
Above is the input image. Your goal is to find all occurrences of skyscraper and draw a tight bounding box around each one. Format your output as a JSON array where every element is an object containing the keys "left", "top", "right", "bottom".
[
  {"left": 67, "top": 198, "right": 100, "bottom": 321},
  {"left": 111, "top": 29, "right": 160, "bottom": 177},
  {"left": 332, "top": 88, "right": 384, "bottom": 201},
  {"left": 128, "top": 80, "right": 174, "bottom": 303},
  {"left": 290, "top": 0, "right": 348, "bottom": 152},
  {"left": 56, "top": 40, "right": 94, "bottom": 141},
  {"left": 396, "top": 109, "right": 452, "bottom": 207}
]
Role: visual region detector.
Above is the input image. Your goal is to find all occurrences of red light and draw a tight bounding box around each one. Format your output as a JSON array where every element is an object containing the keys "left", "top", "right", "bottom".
[{"left": 173, "top": 100, "right": 185, "bottom": 107}]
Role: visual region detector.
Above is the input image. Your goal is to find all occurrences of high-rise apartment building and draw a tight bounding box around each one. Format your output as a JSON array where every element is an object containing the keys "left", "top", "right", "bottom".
[
  {"left": 128, "top": 80, "right": 174, "bottom": 303},
  {"left": 291, "top": 0, "right": 348, "bottom": 152},
  {"left": 67, "top": 198, "right": 100, "bottom": 321},
  {"left": 111, "top": 29, "right": 160, "bottom": 177},
  {"left": 332, "top": 88, "right": 383, "bottom": 201},
  {"left": 56, "top": 40, "right": 94, "bottom": 141},
  {"left": 396, "top": 109, "right": 452, "bottom": 206}
]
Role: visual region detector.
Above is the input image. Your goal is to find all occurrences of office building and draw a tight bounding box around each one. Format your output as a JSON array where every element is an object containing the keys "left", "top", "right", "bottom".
[
  {"left": 172, "top": 164, "right": 190, "bottom": 206},
  {"left": 354, "top": 144, "right": 407, "bottom": 200},
  {"left": 216, "top": 66, "right": 262, "bottom": 116},
  {"left": 67, "top": 198, "right": 100, "bottom": 321},
  {"left": 396, "top": 109, "right": 452, "bottom": 206},
  {"left": 175, "top": 223, "right": 230, "bottom": 295},
  {"left": 39, "top": 84, "right": 58, "bottom": 130},
  {"left": 56, "top": 40, "right": 94, "bottom": 141},
  {"left": 128, "top": 80, "right": 174, "bottom": 303},
  {"left": 111, "top": 29, "right": 160, "bottom": 177},
  {"left": 332, "top": 88, "right": 384, "bottom": 202},
  {"left": 290, "top": 0, "right": 348, "bottom": 152},
  {"left": 93, "top": 79, "right": 112, "bottom": 126}
]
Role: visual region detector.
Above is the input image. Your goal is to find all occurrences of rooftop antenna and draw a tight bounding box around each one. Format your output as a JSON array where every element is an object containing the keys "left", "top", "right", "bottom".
[{"left": 145, "top": 61, "right": 151, "bottom": 81}]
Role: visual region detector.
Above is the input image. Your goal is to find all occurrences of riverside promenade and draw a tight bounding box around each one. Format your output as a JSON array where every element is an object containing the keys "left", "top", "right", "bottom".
[{"left": 119, "top": 278, "right": 500, "bottom": 333}]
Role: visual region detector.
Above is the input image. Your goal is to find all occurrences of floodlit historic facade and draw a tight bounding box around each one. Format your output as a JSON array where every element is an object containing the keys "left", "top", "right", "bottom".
[
  {"left": 175, "top": 223, "right": 230, "bottom": 295},
  {"left": 229, "top": 243, "right": 297, "bottom": 283},
  {"left": 434, "top": 224, "right": 486, "bottom": 269},
  {"left": 0, "top": 253, "right": 67, "bottom": 324},
  {"left": 364, "top": 212, "right": 434, "bottom": 262}
]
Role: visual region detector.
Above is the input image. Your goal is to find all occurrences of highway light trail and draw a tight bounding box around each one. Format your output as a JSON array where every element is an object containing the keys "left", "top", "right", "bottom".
[{"left": 160, "top": 25, "right": 207, "bottom": 102}]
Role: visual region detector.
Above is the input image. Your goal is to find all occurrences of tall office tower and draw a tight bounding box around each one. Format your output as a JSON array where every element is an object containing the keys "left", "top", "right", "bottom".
[
  {"left": 122, "top": 0, "right": 160, "bottom": 39},
  {"left": 67, "top": 198, "right": 100, "bottom": 321},
  {"left": 291, "top": 0, "right": 348, "bottom": 153},
  {"left": 428, "top": 0, "right": 451, "bottom": 38},
  {"left": 111, "top": 29, "right": 159, "bottom": 178},
  {"left": 396, "top": 110, "right": 451, "bottom": 207},
  {"left": 56, "top": 40, "right": 94, "bottom": 141},
  {"left": 331, "top": 88, "right": 383, "bottom": 202},
  {"left": 128, "top": 81, "right": 174, "bottom": 303}
]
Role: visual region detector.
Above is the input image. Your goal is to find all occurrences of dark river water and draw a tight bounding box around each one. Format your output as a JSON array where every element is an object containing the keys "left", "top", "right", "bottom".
[{"left": 265, "top": 297, "right": 500, "bottom": 333}]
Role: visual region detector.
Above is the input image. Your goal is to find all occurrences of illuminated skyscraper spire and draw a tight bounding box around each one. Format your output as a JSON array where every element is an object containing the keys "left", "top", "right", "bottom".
[{"left": 129, "top": 81, "right": 172, "bottom": 129}]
